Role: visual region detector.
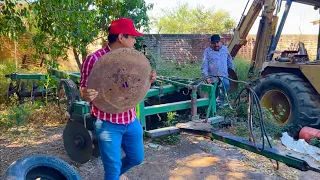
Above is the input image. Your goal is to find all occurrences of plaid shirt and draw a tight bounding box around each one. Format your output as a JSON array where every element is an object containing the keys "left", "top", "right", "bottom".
[{"left": 80, "top": 46, "right": 136, "bottom": 124}]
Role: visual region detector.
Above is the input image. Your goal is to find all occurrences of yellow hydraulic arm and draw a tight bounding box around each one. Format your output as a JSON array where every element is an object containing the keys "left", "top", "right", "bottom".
[
  {"left": 228, "top": 0, "right": 278, "bottom": 76},
  {"left": 249, "top": 0, "right": 277, "bottom": 75},
  {"left": 228, "top": 0, "right": 264, "bottom": 57}
]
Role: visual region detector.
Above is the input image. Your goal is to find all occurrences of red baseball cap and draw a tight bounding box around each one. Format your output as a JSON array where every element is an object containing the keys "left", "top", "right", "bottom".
[{"left": 109, "top": 18, "right": 143, "bottom": 37}]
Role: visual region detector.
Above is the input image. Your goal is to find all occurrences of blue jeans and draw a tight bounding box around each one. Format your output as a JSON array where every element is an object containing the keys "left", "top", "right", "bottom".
[
  {"left": 216, "top": 78, "right": 230, "bottom": 105},
  {"left": 94, "top": 118, "right": 144, "bottom": 180}
]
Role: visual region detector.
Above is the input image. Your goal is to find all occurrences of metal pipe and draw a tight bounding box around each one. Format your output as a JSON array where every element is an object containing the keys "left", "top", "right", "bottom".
[
  {"left": 143, "top": 98, "right": 209, "bottom": 116},
  {"left": 190, "top": 86, "right": 198, "bottom": 120},
  {"left": 156, "top": 77, "right": 191, "bottom": 88},
  {"left": 267, "top": 0, "right": 293, "bottom": 61}
]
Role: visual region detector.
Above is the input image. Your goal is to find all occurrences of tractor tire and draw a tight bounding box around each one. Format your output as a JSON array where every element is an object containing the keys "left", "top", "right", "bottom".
[
  {"left": 1, "top": 154, "right": 81, "bottom": 180},
  {"left": 254, "top": 73, "right": 320, "bottom": 138}
]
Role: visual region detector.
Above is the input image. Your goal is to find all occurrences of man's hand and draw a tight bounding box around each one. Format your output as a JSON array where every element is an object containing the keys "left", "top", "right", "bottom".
[
  {"left": 150, "top": 70, "right": 156, "bottom": 83},
  {"left": 80, "top": 88, "right": 98, "bottom": 102},
  {"left": 206, "top": 78, "right": 211, "bottom": 84}
]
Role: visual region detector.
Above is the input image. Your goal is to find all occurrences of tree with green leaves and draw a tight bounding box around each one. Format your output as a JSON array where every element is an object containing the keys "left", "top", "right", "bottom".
[
  {"left": 0, "top": 0, "right": 27, "bottom": 40},
  {"left": 153, "top": 3, "right": 236, "bottom": 34},
  {"left": 0, "top": 0, "right": 153, "bottom": 70}
]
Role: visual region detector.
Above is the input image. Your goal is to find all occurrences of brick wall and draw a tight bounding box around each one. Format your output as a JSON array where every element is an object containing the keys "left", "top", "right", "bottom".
[
  {"left": 143, "top": 34, "right": 319, "bottom": 62},
  {"left": 273, "top": 34, "right": 318, "bottom": 60},
  {"left": 1, "top": 33, "right": 319, "bottom": 69},
  {"left": 143, "top": 34, "right": 232, "bottom": 63}
]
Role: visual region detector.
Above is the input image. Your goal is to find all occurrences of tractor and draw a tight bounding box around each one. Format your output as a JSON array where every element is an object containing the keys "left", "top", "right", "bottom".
[{"left": 228, "top": 0, "right": 320, "bottom": 138}]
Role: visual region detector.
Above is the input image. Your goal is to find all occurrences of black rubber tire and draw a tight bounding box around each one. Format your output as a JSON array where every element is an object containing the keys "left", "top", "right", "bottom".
[
  {"left": 254, "top": 73, "right": 320, "bottom": 138},
  {"left": 1, "top": 154, "right": 81, "bottom": 180}
]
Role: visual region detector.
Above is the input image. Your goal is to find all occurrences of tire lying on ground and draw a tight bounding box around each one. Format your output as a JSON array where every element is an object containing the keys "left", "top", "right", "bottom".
[
  {"left": 254, "top": 73, "right": 320, "bottom": 138},
  {"left": 1, "top": 154, "right": 81, "bottom": 180}
]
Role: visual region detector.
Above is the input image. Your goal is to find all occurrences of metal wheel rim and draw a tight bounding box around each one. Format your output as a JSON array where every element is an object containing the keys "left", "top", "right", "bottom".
[{"left": 261, "top": 89, "right": 292, "bottom": 125}]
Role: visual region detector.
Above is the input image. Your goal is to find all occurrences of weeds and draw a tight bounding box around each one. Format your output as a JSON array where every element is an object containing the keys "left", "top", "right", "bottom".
[
  {"left": 310, "top": 138, "right": 320, "bottom": 148},
  {"left": 226, "top": 104, "right": 292, "bottom": 144},
  {"left": 164, "top": 112, "right": 178, "bottom": 127},
  {"left": 0, "top": 60, "right": 61, "bottom": 133},
  {"left": 1, "top": 100, "right": 39, "bottom": 131},
  {"left": 151, "top": 134, "right": 181, "bottom": 145},
  {"left": 0, "top": 61, "right": 19, "bottom": 104},
  {"left": 156, "top": 60, "right": 202, "bottom": 79},
  {"left": 0, "top": 96, "right": 61, "bottom": 132},
  {"left": 155, "top": 58, "right": 250, "bottom": 80}
]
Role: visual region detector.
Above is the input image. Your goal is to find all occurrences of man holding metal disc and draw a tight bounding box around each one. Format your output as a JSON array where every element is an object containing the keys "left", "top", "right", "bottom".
[{"left": 80, "top": 17, "right": 156, "bottom": 180}]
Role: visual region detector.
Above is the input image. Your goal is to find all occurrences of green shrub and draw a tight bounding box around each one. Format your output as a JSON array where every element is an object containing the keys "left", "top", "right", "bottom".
[
  {"left": 0, "top": 61, "right": 18, "bottom": 104},
  {"left": 310, "top": 138, "right": 320, "bottom": 148},
  {"left": 152, "top": 134, "right": 181, "bottom": 145},
  {"left": 0, "top": 99, "right": 41, "bottom": 131},
  {"left": 156, "top": 60, "right": 202, "bottom": 78}
]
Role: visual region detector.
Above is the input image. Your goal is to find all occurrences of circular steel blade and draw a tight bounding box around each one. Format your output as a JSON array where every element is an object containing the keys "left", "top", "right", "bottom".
[
  {"left": 63, "top": 121, "right": 93, "bottom": 164},
  {"left": 87, "top": 48, "right": 152, "bottom": 114}
]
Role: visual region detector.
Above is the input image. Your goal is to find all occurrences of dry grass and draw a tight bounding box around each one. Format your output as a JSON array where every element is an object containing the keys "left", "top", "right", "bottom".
[
  {"left": 0, "top": 102, "right": 65, "bottom": 145},
  {"left": 239, "top": 149, "right": 300, "bottom": 180},
  {"left": 28, "top": 102, "right": 64, "bottom": 125},
  {"left": 0, "top": 60, "right": 65, "bottom": 142}
]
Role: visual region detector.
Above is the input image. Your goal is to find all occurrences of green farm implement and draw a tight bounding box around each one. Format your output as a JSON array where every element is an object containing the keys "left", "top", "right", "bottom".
[{"left": 4, "top": 68, "right": 320, "bottom": 173}]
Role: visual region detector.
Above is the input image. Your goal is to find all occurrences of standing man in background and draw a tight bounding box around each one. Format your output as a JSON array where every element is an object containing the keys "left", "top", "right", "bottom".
[{"left": 201, "top": 34, "right": 235, "bottom": 107}]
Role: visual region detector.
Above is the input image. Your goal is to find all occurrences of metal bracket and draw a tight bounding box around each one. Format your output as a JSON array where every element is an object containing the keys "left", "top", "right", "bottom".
[
  {"left": 190, "top": 85, "right": 200, "bottom": 121},
  {"left": 83, "top": 113, "right": 91, "bottom": 129},
  {"left": 158, "top": 85, "right": 163, "bottom": 103}
]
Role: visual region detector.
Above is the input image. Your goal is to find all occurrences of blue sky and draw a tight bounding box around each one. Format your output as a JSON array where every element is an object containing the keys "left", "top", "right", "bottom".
[{"left": 145, "top": 0, "right": 320, "bottom": 34}]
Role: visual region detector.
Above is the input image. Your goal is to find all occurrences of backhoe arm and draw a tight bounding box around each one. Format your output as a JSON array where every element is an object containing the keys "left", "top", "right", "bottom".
[{"left": 228, "top": 0, "right": 264, "bottom": 57}]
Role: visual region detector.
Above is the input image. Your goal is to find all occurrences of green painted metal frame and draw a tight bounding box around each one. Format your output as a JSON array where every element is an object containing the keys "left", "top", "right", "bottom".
[
  {"left": 5, "top": 69, "right": 81, "bottom": 95},
  {"left": 5, "top": 68, "right": 218, "bottom": 131},
  {"left": 47, "top": 68, "right": 81, "bottom": 85},
  {"left": 5, "top": 68, "right": 80, "bottom": 82},
  {"left": 5, "top": 73, "right": 46, "bottom": 80},
  {"left": 137, "top": 77, "right": 218, "bottom": 130},
  {"left": 179, "top": 127, "right": 320, "bottom": 173}
]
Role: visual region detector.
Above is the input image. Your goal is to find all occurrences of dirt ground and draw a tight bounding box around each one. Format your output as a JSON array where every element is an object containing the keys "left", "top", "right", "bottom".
[{"left": 0, "top": 124, "right": 319, "bottom": 180}]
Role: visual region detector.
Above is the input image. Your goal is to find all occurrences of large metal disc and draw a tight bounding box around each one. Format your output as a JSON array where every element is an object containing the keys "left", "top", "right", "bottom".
[
  {"left": 63, "top": 121, "right": 93, "bottom": 164},
  {"left": 87, "top": 48, "right": 152, "bottom": 114},
  {"left": 228, "top": 68, "right": 238, "bottom": 93}
]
